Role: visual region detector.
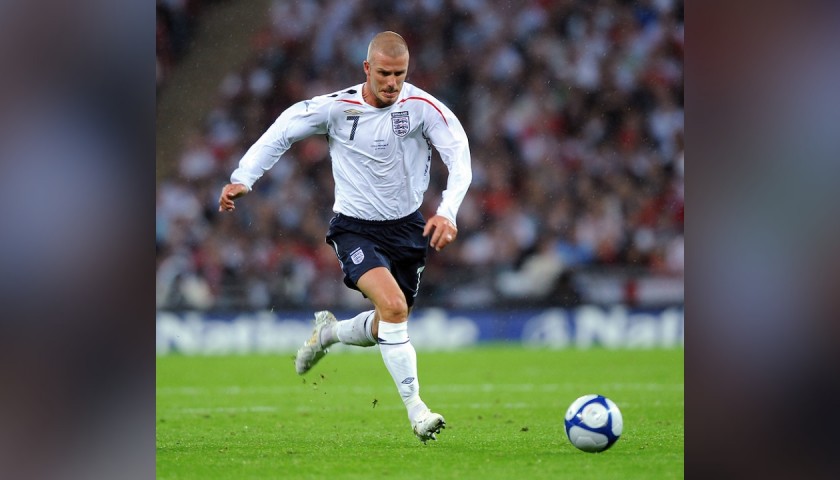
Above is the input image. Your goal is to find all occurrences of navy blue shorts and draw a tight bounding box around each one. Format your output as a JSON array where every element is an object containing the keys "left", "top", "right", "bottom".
[{"left": 325, "top": 210, "right": 428, "bottom": 308}]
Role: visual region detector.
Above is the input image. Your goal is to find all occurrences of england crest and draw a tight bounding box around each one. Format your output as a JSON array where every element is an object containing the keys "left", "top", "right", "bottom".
[
  {"left": 350, "top": 247, "right": 365, "bottom": 265},
  {"left": 391, "top": 111, "right": 410, "bottom": 137}
]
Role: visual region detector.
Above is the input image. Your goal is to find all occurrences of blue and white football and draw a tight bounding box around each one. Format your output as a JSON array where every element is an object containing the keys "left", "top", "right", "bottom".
[{"left": 564, "top": 394, "right": 623, "bottom": 452}]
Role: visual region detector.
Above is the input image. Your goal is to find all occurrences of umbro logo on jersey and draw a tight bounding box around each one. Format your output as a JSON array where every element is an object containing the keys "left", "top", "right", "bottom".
[
  {"left": 391, "top": 111, "right": 410, "bottom": 137},
  {"left": 344, "top": 109, "right": 364, "bottom": 115}
]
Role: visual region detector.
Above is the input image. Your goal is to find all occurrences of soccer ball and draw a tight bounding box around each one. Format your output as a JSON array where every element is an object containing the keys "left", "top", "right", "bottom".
[{"left": 564, "top": 394, "right": 623, "bottom": 452}]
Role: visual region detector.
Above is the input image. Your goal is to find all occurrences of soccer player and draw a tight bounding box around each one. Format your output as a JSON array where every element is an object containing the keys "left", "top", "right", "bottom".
[{"left": 218, "top": 31, "right": 472, "bottom": 443}]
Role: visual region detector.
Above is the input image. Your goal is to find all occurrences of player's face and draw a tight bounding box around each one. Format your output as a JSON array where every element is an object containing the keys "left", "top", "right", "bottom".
[{"left": 364, "top": 52, "right": 409, "bottom": 107}]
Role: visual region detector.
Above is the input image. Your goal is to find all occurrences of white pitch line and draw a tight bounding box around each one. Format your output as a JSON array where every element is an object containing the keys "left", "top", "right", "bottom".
[
  {"left": 167, "top": 402, "right": 536, "bottom": 416},
  {"left": 158, "top": 382, "right": 683, "bottom": 396},
  {"left": 177, "top": 406, "right": 279, "bottom": 415}
]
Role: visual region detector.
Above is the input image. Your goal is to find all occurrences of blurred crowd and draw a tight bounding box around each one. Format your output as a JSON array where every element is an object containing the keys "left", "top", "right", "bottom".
[
  {"left": 156, "top": 0, "right": 684, "bottom": 312},
  {"left": 157, "top": 0, "right": 214, "bottom": 90}
]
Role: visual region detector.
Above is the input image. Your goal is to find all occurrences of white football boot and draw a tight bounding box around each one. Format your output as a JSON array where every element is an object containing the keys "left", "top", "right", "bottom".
[
  {"left": 412, "top": 410, "right": 446, "bottom": 444},
  {"left": 294, "top": 311, "right": 337, "bottom": 375}
]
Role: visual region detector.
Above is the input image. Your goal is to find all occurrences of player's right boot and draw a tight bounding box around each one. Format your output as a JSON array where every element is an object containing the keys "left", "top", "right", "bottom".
[
  {"left": 412, "top": 410, "right": 446, "bottom": 444},
  {"left": 294, "top": 310, "right": 337, "bottom": 375}
]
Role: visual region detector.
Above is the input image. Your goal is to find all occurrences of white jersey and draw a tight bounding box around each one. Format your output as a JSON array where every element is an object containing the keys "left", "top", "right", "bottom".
[{"left": 230, "top": 82, "right": 472, "bottom": 225}]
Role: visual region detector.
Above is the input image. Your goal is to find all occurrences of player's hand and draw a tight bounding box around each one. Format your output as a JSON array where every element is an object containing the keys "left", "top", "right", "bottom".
[
  {"left": 423, "top": 215, "right": 458, "bottom": 252},
  {"left": 218, "top": 183, "right": 249, "bottom": 212}
]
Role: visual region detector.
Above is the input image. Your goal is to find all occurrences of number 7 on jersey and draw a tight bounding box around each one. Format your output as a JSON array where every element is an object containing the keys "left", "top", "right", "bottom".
[{"left": 346, "top": 115, "right": 360, "bottom": 140}]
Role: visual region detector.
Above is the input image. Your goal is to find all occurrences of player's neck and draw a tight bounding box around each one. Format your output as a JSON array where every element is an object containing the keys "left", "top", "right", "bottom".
[{"left": 362, "top": 83, "right": 388, "bottom": 108}]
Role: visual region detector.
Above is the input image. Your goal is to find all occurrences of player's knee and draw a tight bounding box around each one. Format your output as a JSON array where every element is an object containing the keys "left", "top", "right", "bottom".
[{"left": 377, "top": 296, "right": 408, "bottom": 323}]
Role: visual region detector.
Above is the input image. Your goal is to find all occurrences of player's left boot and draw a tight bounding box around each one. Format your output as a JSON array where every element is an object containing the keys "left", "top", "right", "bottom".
[
  {"left": 295, "top": 311, "right": 337, "bottom": 375},
  {"left": 412, "top": 410, "right": 446, "bottom": 444}
]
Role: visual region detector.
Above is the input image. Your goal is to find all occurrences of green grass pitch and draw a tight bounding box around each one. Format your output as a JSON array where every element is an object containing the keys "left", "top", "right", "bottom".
[{"left": 157, "top": 345, "right": 683, "bottom": 479}]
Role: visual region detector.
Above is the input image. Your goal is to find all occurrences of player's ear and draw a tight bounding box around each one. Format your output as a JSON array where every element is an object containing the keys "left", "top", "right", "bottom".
[{"left": 363, "top": 60, "right": 370, "bottom": 76}]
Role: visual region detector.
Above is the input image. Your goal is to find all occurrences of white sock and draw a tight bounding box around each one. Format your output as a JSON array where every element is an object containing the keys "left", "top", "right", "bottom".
[
  {"left": 378, "top": 321, "right": 428, "bottom": 422},
  {"left": 331, "top": 310, "right": 376, "bottom": 347}
]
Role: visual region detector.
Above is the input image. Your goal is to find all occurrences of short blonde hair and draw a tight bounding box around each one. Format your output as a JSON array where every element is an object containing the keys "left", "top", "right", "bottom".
[{"left": 366, "top": 31, "right": 409, "bottom": 61}]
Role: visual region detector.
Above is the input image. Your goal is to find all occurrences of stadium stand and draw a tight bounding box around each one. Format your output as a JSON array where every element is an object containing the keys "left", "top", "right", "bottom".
[{"left": 156, "top": 0, "right": 684, "bottom": 311}]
